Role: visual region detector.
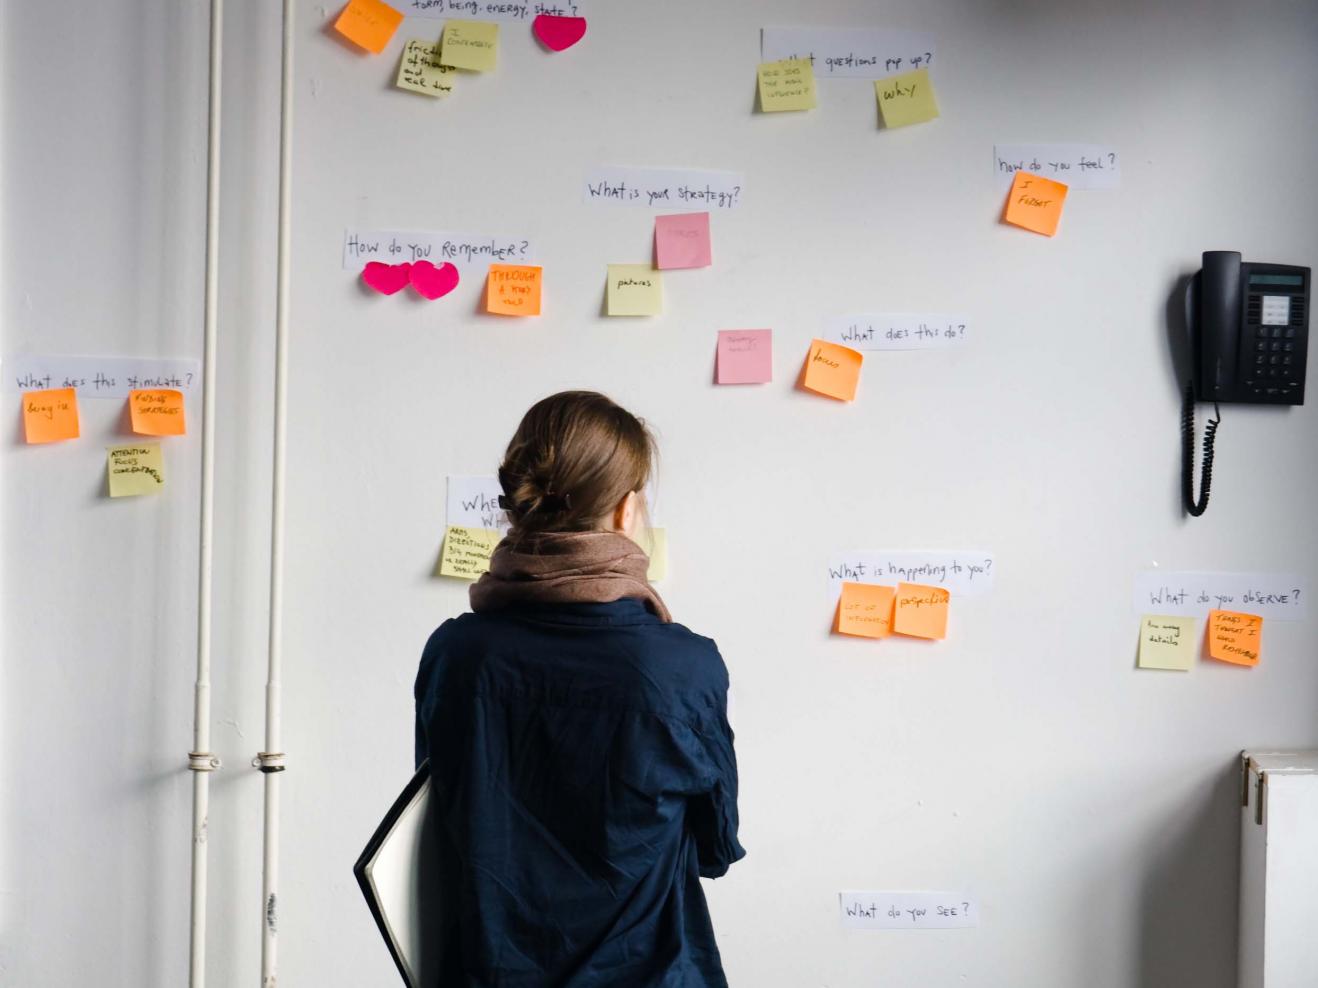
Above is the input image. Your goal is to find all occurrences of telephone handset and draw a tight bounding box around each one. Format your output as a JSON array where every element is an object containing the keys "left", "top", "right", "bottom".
[{"left": 1182, "top": 251, "right": 1310, "bottom": 516}]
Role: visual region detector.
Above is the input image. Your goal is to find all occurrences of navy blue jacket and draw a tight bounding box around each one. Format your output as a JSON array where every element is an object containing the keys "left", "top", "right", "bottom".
[{"left": 414, "top": 598, "right": 745, "bottom": 987}]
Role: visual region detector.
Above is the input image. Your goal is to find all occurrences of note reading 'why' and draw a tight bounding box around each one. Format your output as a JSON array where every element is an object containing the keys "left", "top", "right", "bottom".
[{"left": 876, "top": 68, "right": 938, "bottom": 128}]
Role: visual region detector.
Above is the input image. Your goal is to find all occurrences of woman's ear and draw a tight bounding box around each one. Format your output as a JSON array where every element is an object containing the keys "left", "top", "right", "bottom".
[{"left": 613, "top": 490, "right": 638, "bottom": 536}]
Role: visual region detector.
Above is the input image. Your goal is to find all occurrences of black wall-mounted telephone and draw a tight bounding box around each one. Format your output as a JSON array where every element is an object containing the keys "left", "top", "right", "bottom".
[{"left": 1181, "top": 251, "right": 1310, "bottom": 515}]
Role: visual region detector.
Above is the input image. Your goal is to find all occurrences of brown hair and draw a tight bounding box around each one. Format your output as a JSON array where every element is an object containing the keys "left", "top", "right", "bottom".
[{"left": 498, "top": 391, "right": 655, "bottom": 537}]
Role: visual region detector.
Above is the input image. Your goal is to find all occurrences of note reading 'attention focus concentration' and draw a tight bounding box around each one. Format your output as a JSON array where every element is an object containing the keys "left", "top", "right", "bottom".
[
  {"left": 107, "top": 444, "right": 165, "bottom": 497},
  {"left": 606, "top": 265, "right": 663, "bottom": 316},
  {"left": 1003, "top": 171, "right": 1068, "bottom": 237},
  {"left": 802, "top": 340, "right": 863, "bottom": 401},
  {"left": 1136, "top": 614, "right": 1196, "bottom": 671}
]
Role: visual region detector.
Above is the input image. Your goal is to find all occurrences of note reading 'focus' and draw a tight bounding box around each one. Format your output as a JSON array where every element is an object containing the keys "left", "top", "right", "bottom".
[
  {"left": 441, "top": 20, "right": 499, "bottom": 71},
  {"left": 1136, "top": 614, "right": 1196, "bottom": 671},
  {"left": 1003, "top": 171, "right": 1068, "bottom": 237},
  {"left": 107, "top": 444, "right": 165, "bottom": 497},
  {"left": 893, "top": 582, "right": 950, "bottom": 639},
  {"left": 396, "top": 39, "right": 455, "bottom": 97},
  {"left": 606, "top": 265, "right": 663, "bottom": 316},
  {"left": 1207, "top": 609, "right": 1262, "bottom": 667},
  {"left": 129, "top": 389, "right": 186, "bottom": 436},
  {"left": 439, "top": 525, "right": 502, "bottom": 580},
  {"left": 22, "top": 387, "right": 80, "bottom": 443},
  {"left": 716, "top": 330, "right": 772, "bottom": 385},
  {"left": 876, "top": 68, "right": 939, "bottom": 128},
  {"left": 486, "top": 264, "right": 543, "bottom": 315},
  {"left": 757, "top": 58, "right": 817, "bottom": 112},
  {"left": 802, "top": 340, "right": 863, "bottom": 401},
  {"left": 334, "top": 0, "right": 404, "bottom": 54},
  {"left": 654, "top": 213, "right": 712, "bottom": 270},
  {"left": 836, "top": 582, "right": 895, "bottom": 639}
]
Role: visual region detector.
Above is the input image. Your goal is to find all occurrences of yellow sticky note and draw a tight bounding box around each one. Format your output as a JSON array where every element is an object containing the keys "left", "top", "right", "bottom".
[
  {"left": 893, "top": 582, "right": 950, "bottom": 639},
  {"left": 439, "top": 525, "right": 501, "bottom": 580},
  {"left": 396, "top": 39, "right": 455, "bottom": 97},
  {"left": 107, "top": 443, "right": 165, "bottom": 497},
  {"left": 441, "top": 20, "right": 499, "bottom": 72},
  {"left": 757, "top": 58, "right": 817, "bottom": 112},
  {"left": 801, "top": 339, "right": 863, "bottom": 401},
  {"left": 836, "top": 582, "right": 895, "bottom": 639},
  {"left": 334, "top": 0, "right": 404, "bottom": 54},
  {"left": 1207, "top": 609, "right": 1262, "bottom": 667},
  {"left": 129, "top": 389, "right": 186, "bottom": 436},
  {"left": 1003, "top": 171, "right": 1068, "bottom": 237},
  {"left": 1137, "top": 614, "right": 1196, "bottom": 671},
  {"left": 876, "top": 68, "right": 939, "bottom": 128},
  {"left": 486, "top": 264, "right": 543, "bottom": 316},
  {"left": 22, "top": 387, "right": 80, "bottom": 443},
  {"left": 606, "top": 264, "right": 663, "bottom": 316},
  {"left": 641, "top": 527, "right": 668, "bottom": 582}
]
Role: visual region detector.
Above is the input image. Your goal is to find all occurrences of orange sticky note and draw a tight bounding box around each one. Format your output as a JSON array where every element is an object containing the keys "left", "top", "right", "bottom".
[
  {"left": 1002, "top": 171, "right": 1068, "bottom": 237},
  {"left": 835, "top": 582, "right": 895, "bottom": 639},
  {"left": 129, "top": 389, "right": 186, "bottom": 436},
  {"left": 22, "top": 387, "right": 80, "bottom": 443},
  {"left": 334, "top": 0, "right": 404, "bottom": 54},
  {"left": 893, "top": 582, "right": 950, "bottom": 639},
  {"left": 486, "top": 264, "right": 543, "bottom": 316},
  {"left": 802, "top": 339, "right": 863, "bottom": 401},
  {"left": 1207, "top": 609, "right": 1262, "bottom": 667}
]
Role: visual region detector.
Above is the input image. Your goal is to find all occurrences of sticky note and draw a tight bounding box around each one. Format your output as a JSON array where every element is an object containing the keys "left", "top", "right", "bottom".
[
  {"left": 606, "top": 264, "right": 663, "bottom": 316},
  {"left": 107, "top": 444, "right": 165, "bottom": 497},
  {"left": 802, "top": 339, "right": 863, "bottom": 401},
  {"left": 1003, "top": 171, "right": 1068, "bottom": 237},
  {"left": 716, "top": 330, "right": 772, "bottom": 384},
  {"left": 876, "top": 68, "right": 939, "bottom": 128},
  {"left": 1207, "top": 609, "right": 1262, "bottom": 667},
  {"left": 893, "top": 582, "right": 950, "bottom": 639},
  {"left": 643, "top": 527, "right": 668, "bottom": 582},
  {"left": 757, "top": 58, "right": 817, "bottom": 112},
  {"left": 129, "top": 389, "right": 186, "bottom": 436},
  {"left": 836, "top": 582, "right": 895, "bottom": 639},
  {"left": 1136, "top": 615, "right": 1196, "bottom": 671},
  {"left": 334, "top": 0, "right": 404, "bottom": 54},
  {"left": 22, "top": 387, "right": 80, "bottom": 443},
  {"left": 439, "top": 525, "right": 502, "bottom": 580},
  {"left": 654, "top": 212, "right": 712, "bottom": 270},
  {"left": 486, "top": 264, "right": 543, "bottom": 316},
  {"left": 396, "top": 40, "right": 455, "bottom": 97},
  {"left": 441, "top": 20, "right": 498, "bottom": 72}
]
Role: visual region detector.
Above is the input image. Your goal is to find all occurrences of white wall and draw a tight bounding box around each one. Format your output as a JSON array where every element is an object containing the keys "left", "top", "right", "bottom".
[{"left": 3, "top": 1, "right": 1317, "bottom": 985}]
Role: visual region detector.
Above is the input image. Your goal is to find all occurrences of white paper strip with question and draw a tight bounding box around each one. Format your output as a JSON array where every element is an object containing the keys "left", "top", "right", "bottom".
[
  {"left": 4, "top": 354, "right": 202, "bottom": 398},
  {"left": 447, "top": 476, "right": 511, "bottom": 534},
  {"left": 1132, "top": 571, "right": 1307, "bottom": 621},
  {"left": 342, "top": 229, "right": 537, "bottom": 274},
  {"left": 582, "top": 165, "right": 745, "bottom": 210},
  {"left": 824, "top": 313, "right": 968, "bottom": 350},
  {"left": 398, "top": 0, "right": 584, "bottom": 21},
  {"left": 993, "top": 144, "right": 1121, "bottom": 189},
  {"left": 761, "top": 27, "right": 937, "bottom": 78},
  {"left": 828, "top": 551, "right": 995, "bottom": 606},
  {"left": 840, "top": 891, "right": 979, "bottom": 930}
]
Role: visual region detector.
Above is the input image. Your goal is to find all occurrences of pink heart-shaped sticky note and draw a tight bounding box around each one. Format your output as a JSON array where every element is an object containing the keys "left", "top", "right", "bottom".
[
  {"left": 362, "top": 261, "right": 411, "bottom": 295},
  {"left": 533, "top": 15, "right": 587, "bottom": 52},
  {"left": 408, "top": 260, "right": 460, "bottom": 300}
]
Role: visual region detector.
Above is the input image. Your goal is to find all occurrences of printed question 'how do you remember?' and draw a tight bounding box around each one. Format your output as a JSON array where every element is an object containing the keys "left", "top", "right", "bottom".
[
  {"left": 1132, "top": 570, "right": 1307, "bottom": 621},
  {"left": 583, "top": 166, "right": 745, "bottom": 210},
  {"left": 398, "top": 0, "right": 583, "bottom": 22},
  {"left": 994, "top": 144, "right": 1121, "bottom": 190},
  {"left": 824, "top": 313, "right": 968, "bottom": 351},
  {"left": 761, "top": 27, "right": 936, "bottom": 79},
  {"left": 828, "top": 551, "right": 995, "bottom": 606},
  {"left": 343, "top": 229, "right": 536, "bottom": 274},
  {"left": 5, "top": 354, "right": 202, "bottom": 398}
]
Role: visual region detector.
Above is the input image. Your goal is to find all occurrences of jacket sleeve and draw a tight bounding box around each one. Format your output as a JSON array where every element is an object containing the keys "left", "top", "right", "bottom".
[
  {"left": 413, "top": 633, "right": 440, "bottom": 771},
  {"left": 687, "top": 666, "right": 746, "bottom": 879}
]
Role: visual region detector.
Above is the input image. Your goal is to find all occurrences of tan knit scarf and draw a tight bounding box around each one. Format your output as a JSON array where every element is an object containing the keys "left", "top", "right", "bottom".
[{"left": 469, "top": 529, "right": 672, "bottom": 623}]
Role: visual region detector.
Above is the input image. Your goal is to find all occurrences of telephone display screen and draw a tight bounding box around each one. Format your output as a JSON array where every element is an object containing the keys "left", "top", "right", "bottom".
[{"left": 1250, "top": 273, "right": 1304, "bottom": 286}]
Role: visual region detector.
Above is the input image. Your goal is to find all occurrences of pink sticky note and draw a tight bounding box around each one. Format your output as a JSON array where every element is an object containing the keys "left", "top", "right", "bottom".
[
  {"left": 532, "top": 14, "right": 587, "bottom": 51},
  {"left": 654, "top": 212, "right": 712, "bottom": 270},
  {"left": 716, "top": 330, "right": 772, "bottom": 384}
]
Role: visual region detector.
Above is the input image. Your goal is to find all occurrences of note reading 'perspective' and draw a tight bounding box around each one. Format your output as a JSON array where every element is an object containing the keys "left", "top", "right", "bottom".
[
  {"left": 893, "top": 582, "right": 950, "bottom": 639},
  {"left": 606, "top": 265, "right": 663, "bottom": 316}
]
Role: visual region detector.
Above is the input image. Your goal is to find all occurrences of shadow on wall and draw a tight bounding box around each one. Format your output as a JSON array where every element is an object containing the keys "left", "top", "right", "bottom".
[{"left": 1136, "top": 760, "right": 1240, "bottom": 988}]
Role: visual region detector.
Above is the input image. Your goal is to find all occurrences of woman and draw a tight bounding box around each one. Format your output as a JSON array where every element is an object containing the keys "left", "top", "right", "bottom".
[{"left": 414, "top": 391, "right": 745, "bottom": 987}]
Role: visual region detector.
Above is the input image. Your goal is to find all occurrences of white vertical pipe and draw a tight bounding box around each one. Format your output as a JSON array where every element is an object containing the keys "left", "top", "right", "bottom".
[
  {"left": 188, "top": 0, "right": 224, "bottom": 985},
  {"left": 258, "top": 1, "right": 294, "bottom": 984}
]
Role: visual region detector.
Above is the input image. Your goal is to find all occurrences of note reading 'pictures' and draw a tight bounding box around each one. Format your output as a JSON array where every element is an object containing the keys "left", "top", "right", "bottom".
[
  {"left": 606, "top": 265, "right": 663, "bottom": 316},
  {"left": 1003, "top": 171, "right": 1068, "bottom": 237}
]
